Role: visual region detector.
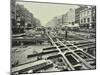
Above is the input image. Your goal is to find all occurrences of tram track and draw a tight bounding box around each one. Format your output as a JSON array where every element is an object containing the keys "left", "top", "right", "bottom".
[{"left": 46, "top": 32, "right": 96, "bottom": 70}]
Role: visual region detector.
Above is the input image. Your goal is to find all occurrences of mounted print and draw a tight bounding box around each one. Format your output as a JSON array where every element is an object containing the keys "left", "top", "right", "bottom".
[{"left": 11, "top": 0, "right": 96, "bottom": 74}]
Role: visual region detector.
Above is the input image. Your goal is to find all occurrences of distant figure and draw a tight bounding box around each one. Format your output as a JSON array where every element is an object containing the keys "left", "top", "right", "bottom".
[
  {"left": 65, "top": 30, "right": 68, "bottom": 40},
  {"left": 43, "top": 28, "right": 46, "bottom": 34},
  {"left": 48, "top": 31, "right": 50, "bottom": 34}
]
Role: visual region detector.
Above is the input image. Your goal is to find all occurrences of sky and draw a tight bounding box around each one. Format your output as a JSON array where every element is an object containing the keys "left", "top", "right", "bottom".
[{"left": 16, "top": 1, "right": 79, "bottom": 26}]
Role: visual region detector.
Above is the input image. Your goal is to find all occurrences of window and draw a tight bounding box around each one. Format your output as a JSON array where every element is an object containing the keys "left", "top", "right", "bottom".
[
  {"left": 93, "top": 13, "right": 95, "bottom": 16},
  {"left": 93, "top": 18, "right": 96, "bottom": 21},
  {"left": 93, "top": 9, "right": 95, "bottom": 13},
  {"left": 17, "top": 23, "right": 20, "bottom": 26},
  {"left": 87, "top": 10, "right": 91, "bottom": 15},
  {"left": 81, "top": 19, "right": 83, "bottom": 23},
  {"left": 82, "top": 12, "right": 84, "bottom": 16},
  {"left": 16, "top": 13, "right": 19, "bottom": 17},
  {"left": 80, "top": 13, "right": 82, "bottom": 17},
  {"left": 17, "top": 17, "right": 20, "bottom": 21},
  {"left": 87, "top": 18, "right": 90, "bottom": 22},
  {"left": 72, "top": 22, "right": 74, "bottom": 25},
  {"left": 84, "top": 12, "right": 86, "bottom": 16},
  {"left": 84, "top": 18, "right": 86, "bottom": 23},
  {"left": 87, "top": 10, "right": 90, "bottom": 14}
]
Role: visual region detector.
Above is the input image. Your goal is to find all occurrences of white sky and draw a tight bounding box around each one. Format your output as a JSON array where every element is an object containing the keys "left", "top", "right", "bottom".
[{"left": 16, "top": 1, "right": 79, "bottom": 26}]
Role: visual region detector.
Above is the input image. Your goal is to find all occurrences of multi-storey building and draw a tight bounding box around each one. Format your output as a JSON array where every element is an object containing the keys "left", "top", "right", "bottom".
[
  {"left": 75, "top": 7, "right": 80, "bottom": 24},
  {"left": 11, "top": 0, "right": 16, "bottom": 33},
  {"left": 14, "top": 4, "right": 26, "bottom": 34},
  {"left": 91, "top": 6, "right": 96, "bottom": 29},
  {"left": 79, "top": 6, "right": 93, "bottom": 29},
  {"left": 12, "top": 3, "right": 41, "bottom": 34},
  {"left": 75, "top": 5, "right": 96, "bottom": 29},
  {"left": 62, "top": 13, "right": 68, "bottom": 25},
  {"left": 24, "top": 9, "right": 34, "bottom": 29},
  {"left": 67, "top": 8, "right": 75, "bottom": 25},
  {"left": 16, "top": 4, "right": 25, "bottom": 27},
  {"left": 34, "top": 18, "right": 41, "bottom": 27},
  {"left": 46, "top": 16, "right": 59, "bottom": 28},
  {"left": 57, "top": 15, "right": 63, "bottom": 25}
]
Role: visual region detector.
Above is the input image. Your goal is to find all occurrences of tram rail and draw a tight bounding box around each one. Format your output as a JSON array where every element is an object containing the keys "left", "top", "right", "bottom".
[{"left": 46, "top": 32, "right": 96, "bottom": 70}]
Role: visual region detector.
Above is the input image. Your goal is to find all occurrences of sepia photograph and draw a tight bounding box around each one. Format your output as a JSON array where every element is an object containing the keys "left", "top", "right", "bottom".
[{"left": 11, "top": 0, "right": 96, "bottom": 74}]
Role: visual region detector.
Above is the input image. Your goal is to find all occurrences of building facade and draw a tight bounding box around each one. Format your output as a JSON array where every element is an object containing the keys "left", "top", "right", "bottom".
[
  {"left": 67, "top": 8, "right": 75, "bottom": 25},
  {"left": 79, "top": 6, "right": 94, "bottom": 29},
  {"left": 62, "top": 13, "right": 68, "bottom": 25},
  {"left": 13, "top": 4, "right": 27, "bottom": 34},
  {"left": 75, "top": 7, "right": 80, "bottom": 24},
  {"left": 12, "top": 4, "right": 41, "bottom": 34},
  {"left": 11, "top": 0, "right": 16, "bottom": 32},
  {"left": 57, "top": 15, "right": 63, "bottom": 25},
  {"left": 91, "top": 6, "right": 96, "bottom": 29}
]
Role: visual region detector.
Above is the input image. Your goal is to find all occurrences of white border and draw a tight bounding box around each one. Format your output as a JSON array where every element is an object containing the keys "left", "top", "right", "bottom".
[{"left": 0, "top": 0, "right": 100, "bottom": 75}]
